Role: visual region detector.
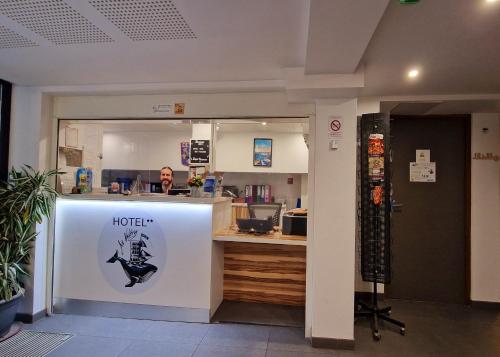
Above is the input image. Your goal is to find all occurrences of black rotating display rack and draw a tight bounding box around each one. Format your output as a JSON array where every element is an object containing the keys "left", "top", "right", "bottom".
[{"left": 356, "top": 113, "right": 405, "bottom": 340}]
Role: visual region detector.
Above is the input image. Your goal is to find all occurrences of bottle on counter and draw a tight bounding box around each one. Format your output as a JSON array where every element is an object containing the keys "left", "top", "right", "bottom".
[{"left": 76, "top": 167, "right": 93, "bottom": 193}]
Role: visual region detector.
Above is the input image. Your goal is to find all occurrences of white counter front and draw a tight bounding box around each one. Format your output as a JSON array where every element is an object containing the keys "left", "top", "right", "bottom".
[{"left": 53, "top": 195, "right": 231, "bottom": 322}]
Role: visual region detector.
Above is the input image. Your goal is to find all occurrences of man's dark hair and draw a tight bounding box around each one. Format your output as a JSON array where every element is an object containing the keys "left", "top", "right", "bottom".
[{"left": 161, "top": 166, "right": 174, "bottom": 176}]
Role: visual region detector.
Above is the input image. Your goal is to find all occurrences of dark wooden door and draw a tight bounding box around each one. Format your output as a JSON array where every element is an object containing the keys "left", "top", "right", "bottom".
[{"left": 387, "top": 116, "right": 468, "bottom": 304}]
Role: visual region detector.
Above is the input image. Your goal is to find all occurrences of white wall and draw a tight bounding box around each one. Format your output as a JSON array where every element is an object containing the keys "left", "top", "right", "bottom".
[
  {"left": 310, "top": 99, "right": 357, "bottom": 341},
  {"left": 215, "top": 131, "right": 308, "bottom": 173},
  {"left": 471, "top": 113, "right": 500, "bottom": 303},
  {"left": 102, "top": 130, "right": 191, "bottom": 172}
]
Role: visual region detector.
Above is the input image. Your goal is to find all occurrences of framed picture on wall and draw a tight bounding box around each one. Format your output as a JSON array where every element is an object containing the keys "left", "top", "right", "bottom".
[{"left": 253, "top": 138, "right": 272, "bottom": 167}]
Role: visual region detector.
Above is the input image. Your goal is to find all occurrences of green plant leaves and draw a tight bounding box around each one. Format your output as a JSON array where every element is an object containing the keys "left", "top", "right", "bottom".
[{"left": 0, "top": 165, "right": 60, "bottom": 302}]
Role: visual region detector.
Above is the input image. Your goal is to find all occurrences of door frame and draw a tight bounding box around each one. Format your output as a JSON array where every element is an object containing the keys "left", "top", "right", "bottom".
[{"left": 390, "top": 114, "right": 471, "bottom": 304}]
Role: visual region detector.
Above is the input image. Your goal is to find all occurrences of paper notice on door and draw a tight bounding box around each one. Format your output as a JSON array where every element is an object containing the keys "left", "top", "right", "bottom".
[
  {"left": 410, "top": 162, "right": 436, "bottom": 182},
  {"left": 416, "top": 149, "right": 430, "bottom": 163}
]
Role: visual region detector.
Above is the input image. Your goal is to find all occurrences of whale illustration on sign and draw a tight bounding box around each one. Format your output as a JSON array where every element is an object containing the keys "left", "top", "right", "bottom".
[{"left": 106, "top": 229, "right": 158, "bottom": 287}]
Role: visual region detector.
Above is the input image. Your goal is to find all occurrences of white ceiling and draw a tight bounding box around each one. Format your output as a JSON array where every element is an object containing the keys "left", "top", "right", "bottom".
[
  {"left": 361, "top": 0, "right": 500, "bottom": 96},
  {"left": 0, "top": 0, "right": 499, "bottom": 98}
]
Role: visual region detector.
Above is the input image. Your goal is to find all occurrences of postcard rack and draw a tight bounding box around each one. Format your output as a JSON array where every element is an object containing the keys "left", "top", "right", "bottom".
[{"left": 356, "top": 113, "right": 405, "bottom": 340}]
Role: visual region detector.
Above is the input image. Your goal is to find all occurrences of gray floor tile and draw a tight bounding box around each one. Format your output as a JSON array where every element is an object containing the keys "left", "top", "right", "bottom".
[
  {"left": 267, "top": 326, "right": 335, "bottom": 353},
  {"left": 25, "top": 314, "right": 100, "bottom": 335},
  {"left": 266, "top": 350, "right": 337, "bottom": 357},
  {"left": 194, "top": 345, "right": 267, "bottom": 357},
  {"left": 27, "top": 314, "right": 156, "bottom": 339},
  {"left": 141, "top": 320, "right": 210, "bottom": 344},
  {"left": 46, "top": 335, "right": 130, "bottom": 357},
  {"left": 118, "top": 340, "right": 197, "bottom": 357},
  {"left": 202, "top": 323, "right": 271, "bottom": 349}
]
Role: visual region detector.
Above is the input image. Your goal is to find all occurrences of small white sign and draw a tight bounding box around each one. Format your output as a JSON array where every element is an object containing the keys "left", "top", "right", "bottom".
[
  {"left": 153, "top": 104, "right": 173, "bottom": 113},
  {"left": 416, "top": 149, "right": 430, "bottom": 163},
  {"left": 410, "top": 162, "right": 436, "bottom": 182},
  {"left": 328, "top": 116, "right": 343, "bottom": 139}
]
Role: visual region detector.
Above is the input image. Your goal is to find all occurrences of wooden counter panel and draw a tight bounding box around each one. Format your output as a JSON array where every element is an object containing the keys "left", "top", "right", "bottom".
[{"left": 223, "top": 242, "right": 306, "bottom": 306}]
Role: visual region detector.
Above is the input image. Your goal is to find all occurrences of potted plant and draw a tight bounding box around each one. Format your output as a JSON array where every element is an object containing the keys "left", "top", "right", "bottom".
[
  {"left": 0, "top": 166, "right": 59, "bottom": 337},
  {"left": 187, "top": 175, "right": 204, "bottom": 197}
]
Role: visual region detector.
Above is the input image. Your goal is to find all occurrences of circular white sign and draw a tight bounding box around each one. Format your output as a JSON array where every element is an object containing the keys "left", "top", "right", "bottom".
[{"left": 98, "top": 209, "right": 166, "bottom": 294}]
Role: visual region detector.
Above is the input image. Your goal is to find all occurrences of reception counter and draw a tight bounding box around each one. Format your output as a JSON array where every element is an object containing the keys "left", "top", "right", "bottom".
[{"left": 53, "top": 194, "right": 231, "bottom": 323}]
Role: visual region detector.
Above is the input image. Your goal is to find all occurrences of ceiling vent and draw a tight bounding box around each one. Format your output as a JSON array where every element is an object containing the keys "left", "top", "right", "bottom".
[
  {"left": 0, "top": 0, "right": 113, "bottom": 45},
  {"left": 0, "top": 25, "right": 37, "bottom": 49},
  {"left": 89, "top": 0, "right": 196, "bottom": 41}
]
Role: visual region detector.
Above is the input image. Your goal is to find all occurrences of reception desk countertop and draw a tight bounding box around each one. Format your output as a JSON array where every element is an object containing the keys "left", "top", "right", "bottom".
[
  {"left": 59, "top": 193, "right": 231, "bottom": 204},
  {"left": 213, "top": 228, "right": 306, "bottom": 246}
]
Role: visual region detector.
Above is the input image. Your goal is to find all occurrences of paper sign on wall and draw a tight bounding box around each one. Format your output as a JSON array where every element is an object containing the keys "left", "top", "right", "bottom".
[
  {"left": 410, "top": 162, "right": 436, "bottom": 182},
  {"left": 328, "top": 116, "right": 343, "bottom": 139},
  {"left": 416, "top": 149, "right": 430, "bottom": 163}
]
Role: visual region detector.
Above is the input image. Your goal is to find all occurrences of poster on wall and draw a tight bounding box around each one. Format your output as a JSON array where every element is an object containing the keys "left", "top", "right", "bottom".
[
  {"left": 181, "top": 142, "right": 190, "bottom": 166},
  {"left": 409, "top": 162, "right": 436, "bottom": 182},
  {"left": 190, "top": 140, "right": 210, "bottom": 164},
  {"left": 253, "top": 138, "right": 272, "bottom": 167}
]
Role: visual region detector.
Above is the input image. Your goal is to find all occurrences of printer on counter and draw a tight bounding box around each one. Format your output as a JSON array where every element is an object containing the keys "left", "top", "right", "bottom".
[{"left": 282, "top": 208, "right": 307, "bottom": 236}]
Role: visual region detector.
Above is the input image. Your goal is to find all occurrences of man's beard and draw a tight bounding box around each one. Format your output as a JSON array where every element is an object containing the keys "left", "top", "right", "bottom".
[{"left": 161, "top": 179, "right": 172, "bottom": 190}]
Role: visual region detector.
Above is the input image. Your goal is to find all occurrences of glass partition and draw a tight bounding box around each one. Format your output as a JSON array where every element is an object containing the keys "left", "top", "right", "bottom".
[{"left": 56, "top": 118, "right": 309, "bottom": 208}]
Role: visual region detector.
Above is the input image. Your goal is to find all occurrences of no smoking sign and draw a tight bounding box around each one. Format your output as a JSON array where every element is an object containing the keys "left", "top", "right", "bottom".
[{"left": 328, "top": 116, "right": 343, "bottom": 139}]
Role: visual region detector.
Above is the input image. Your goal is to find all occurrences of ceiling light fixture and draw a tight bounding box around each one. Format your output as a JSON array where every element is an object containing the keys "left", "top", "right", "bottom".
[
  {"left": 262, "top": 122, "right": 267, "bottom": 126},
  {"left": 485, "top": 0, "right": 497, "bottom": 3},
  {"left": 407, "top": 69, "right": 419, "bottom": 79}
]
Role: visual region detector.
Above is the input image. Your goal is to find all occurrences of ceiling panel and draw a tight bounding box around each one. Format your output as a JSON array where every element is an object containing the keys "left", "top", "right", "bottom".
[
  {"left": 0, "top": 0, "right": 113, "bottom": 45},
  {"left": 0, "top": 24, "right": 37, "bottom": 48},
  {"left": 89, "top": 0, "right": 196, "bottom": 41}
]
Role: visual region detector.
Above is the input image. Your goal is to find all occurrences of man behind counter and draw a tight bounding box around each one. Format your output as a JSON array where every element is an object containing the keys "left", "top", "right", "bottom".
[{"left": 160, "top": 166, "right": 174, "bottom": 193}]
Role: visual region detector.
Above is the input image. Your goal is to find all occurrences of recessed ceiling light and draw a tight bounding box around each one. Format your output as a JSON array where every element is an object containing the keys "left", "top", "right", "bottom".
[
  {"left": 407, "top": 69, "right": 419, "bottom": 79},
  {"left": 216, "top": 126, "right": 220, "bottom": 131},
  {"left": 486, "top": 0, "right": 497, "bottom": 3},
  {"left": 262, "top": 122, "right": 267, "bottom": 126}
]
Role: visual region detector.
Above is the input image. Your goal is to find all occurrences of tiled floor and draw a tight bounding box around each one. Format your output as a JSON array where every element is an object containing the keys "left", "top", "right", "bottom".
[
  {"left": 18, "top": 299, "right": 499, "bottom": 357},
  {"left": 212, "top": 300, "right": 305, "bottom": 327}
]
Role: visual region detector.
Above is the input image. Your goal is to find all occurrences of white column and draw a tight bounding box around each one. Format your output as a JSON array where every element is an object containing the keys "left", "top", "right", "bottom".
[
  {"left": 310, "top": 99, "right": 357, "bottom": 342},
  {"left": 9, "top": 86, "right": 52, "bottom": 316}
]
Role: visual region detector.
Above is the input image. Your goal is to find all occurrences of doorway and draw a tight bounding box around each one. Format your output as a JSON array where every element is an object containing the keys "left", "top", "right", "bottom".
[{"left": 387, "top": 115, "right": 470, "bottom": 304}]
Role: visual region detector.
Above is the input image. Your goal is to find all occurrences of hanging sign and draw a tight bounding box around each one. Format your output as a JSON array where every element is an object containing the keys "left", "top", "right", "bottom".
[
  {"left": 190, "top": 139, "right": 210, "bottom": 164},
  {"left": 328, "top": 116, "right": 343, "bottom": 139}
]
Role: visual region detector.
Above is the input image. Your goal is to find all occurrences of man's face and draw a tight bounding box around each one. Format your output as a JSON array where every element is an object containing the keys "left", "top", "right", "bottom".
[{"left": 160, "top": 168, "right": 173, "bottom": 186}]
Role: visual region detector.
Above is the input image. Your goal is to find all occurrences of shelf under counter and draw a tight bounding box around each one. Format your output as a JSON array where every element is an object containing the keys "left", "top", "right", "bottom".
[{"left": 213, "top": 228, "right": 306, "bottom": 246}]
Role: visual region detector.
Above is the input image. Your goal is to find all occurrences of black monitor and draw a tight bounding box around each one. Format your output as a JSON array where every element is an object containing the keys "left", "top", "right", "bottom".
[
  {"left": 168, "top": 188, "right": 191, "bottom": 196},
  {"left": 247, "top": 203, "right": 282, "bottom": 227}
]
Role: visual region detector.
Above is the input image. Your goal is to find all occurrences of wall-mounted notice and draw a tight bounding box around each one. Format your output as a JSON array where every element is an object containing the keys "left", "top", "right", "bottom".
[
  {"left": 416, "top": 149, "right": 430, "bottom": 163},
  {"left": 328, "top": 116, "right": 343, "bottom": 139},
  {"left": 190, "top": 140, "right": 210, "bottom": 164},
  {"left": 410, "top": 162, "right": 436, "bottom": 182}
]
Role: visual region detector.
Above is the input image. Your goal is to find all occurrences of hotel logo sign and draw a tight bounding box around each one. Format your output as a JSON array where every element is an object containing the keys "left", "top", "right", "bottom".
[{"left": 98, "top": 210, "right": 166, "bottom": 294}]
